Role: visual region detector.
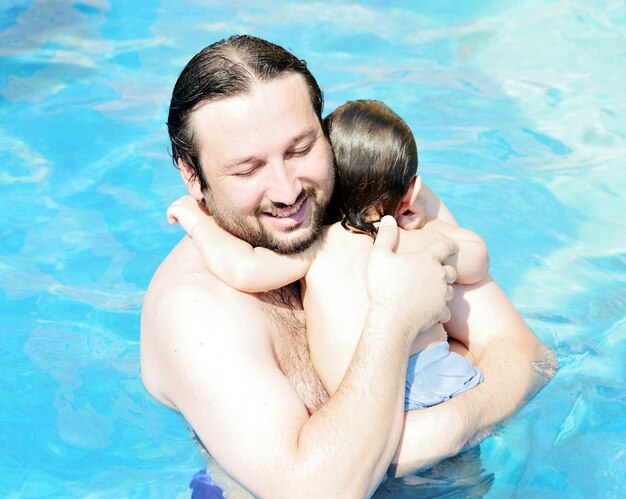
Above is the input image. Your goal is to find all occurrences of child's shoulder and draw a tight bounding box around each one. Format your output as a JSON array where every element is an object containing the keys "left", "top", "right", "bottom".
[
  {"left": 306, "top": 224, "right": 369, "bottom": 287},
  {"left": 397, "top": 226, "right": 446, "bottom": 252},
  {"left": 321, "top": 222, "right": 374, "bottom": 247},
  {"left": 308, "top": 223, "right": 370, "bottom": 268}
]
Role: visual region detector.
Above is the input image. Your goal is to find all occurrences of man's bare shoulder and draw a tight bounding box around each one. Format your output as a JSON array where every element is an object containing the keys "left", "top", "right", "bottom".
[
  {"left": 142, "top": 237, "right": 263, "bottom": 328},
  {"left": 145, "top": 237, "right": 251, "bottom": 303},
  {"left": 140, "top": 237, "right": 268, "bottom": 407}
]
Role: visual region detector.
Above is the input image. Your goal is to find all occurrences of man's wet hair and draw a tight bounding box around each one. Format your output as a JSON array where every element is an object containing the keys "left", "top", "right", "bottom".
[
  {"left": 167, "top": 35, "right": 324, "bottom": 191},
  {"left": 324, "top": 100, "right": 417, "bottom": 238}
]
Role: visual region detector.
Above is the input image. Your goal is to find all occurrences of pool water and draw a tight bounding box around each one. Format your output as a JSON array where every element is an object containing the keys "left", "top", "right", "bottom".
[{"left": 1, "top": 0, "right": 624, "bottom": 497}]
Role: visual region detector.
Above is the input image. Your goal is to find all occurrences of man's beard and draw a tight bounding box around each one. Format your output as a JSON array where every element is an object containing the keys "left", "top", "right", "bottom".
[{"left": 203, "top": 185, "right": 330, "bottom": 255}]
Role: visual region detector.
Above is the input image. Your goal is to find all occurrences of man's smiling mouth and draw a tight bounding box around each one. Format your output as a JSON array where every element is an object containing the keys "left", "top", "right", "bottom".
[{"left": 265, "top": 192, "right": 307, "bottom": 218}]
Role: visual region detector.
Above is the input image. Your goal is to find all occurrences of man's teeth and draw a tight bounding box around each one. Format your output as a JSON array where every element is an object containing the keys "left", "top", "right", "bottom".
[
  {"left": 273, "top": 206, "right": 298, "bottom": 217},
  {"left": 270, "top": 197, "right": 304, "bottom": 217}
]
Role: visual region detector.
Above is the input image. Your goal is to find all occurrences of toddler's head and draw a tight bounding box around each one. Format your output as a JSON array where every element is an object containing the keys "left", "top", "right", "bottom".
[{"left": 324, "top": 100, "right": 417, "bottom": 237}]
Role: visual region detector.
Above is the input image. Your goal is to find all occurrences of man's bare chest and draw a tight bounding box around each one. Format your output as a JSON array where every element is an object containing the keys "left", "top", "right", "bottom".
[{"left": 259, "top": 287, "right": 329, "bottom": 414}]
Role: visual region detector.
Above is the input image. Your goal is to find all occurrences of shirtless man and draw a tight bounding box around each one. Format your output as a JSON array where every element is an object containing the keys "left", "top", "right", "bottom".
[{"left": 140, "top": 35, "right": 555, "bottom": 497}]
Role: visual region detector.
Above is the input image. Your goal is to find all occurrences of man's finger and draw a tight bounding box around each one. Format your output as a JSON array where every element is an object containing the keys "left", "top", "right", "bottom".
[
  {"left": 443, "top": 265, "right": 457, "bottom": 284},
  {"left": 440, "top": 306, "right": 452, "bottom": 324},
  {"left": 373, "top": 215, "right": 399, "bottom": 252}
]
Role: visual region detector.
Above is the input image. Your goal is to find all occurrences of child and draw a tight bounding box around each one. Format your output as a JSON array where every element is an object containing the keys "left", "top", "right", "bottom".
[{"left": 168, "top": 100, "right": 486, "bottom": 410}]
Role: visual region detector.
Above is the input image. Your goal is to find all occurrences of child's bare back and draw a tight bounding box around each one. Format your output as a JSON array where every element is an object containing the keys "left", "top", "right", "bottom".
[{"left": 304, "top": 222, "right": 450, "bottom": 395}]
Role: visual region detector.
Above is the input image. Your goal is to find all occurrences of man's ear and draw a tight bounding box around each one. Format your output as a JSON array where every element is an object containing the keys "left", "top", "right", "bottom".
[
  {"left": 395, "top": 176, "right": 425, "bottom": 230},
  {"left": 177, "top": 159, "right": 204, "bottom": 200}
]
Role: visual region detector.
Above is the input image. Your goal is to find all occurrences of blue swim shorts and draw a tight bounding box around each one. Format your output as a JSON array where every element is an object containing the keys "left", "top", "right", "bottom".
[
  {"left": 405, "top": 342, "right": 484, "bottom": 411},
  {"left": 190, "top": 469, "right": 226, "bottom": 499}
]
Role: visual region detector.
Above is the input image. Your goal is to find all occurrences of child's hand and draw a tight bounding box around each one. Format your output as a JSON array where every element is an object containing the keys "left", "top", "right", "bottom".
[{"left": 167, "top": 195, "right": 209, "bottom": 235}]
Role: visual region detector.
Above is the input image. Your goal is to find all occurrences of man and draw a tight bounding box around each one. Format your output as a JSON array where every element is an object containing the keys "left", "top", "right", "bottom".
[{"left": 141, "top": 35, "right": 554, "bottom": 497}]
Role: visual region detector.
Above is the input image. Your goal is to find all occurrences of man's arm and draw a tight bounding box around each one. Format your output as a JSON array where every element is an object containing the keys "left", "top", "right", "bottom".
[
  {"left": 390, "top": 277, "right": 555, "bottom": 475},
  {"left": 388, "top": 184, "right": 556, "bottom": 476},
  {"left": 142, "top": 220, "right": 458, "bottom": 497}
]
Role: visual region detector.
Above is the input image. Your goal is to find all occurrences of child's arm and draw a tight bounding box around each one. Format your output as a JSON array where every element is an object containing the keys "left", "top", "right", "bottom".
[
  {"left": 400, "top": 179, "right": 489, "bottom": 285},
  {"left": 422, "top": 218, "right": 489, "bottom": 285},
  {"left": 420, "top": 181, "right": 459, "bottom": 225},
  {"left": 167, "top": 196, "right": 315, "bottom": 293}
]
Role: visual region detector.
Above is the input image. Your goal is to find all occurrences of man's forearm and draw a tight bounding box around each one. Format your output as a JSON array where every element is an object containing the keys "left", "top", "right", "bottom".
[
  {"left": 389, "top": 335, "right": 554, "bottom": 477},
  {"left": 388, "top": 394, "right": 469, "bottom": 477},
  {"left": 464, "top": 336, "right": 555, "bottom": 439},
  {"left": 298, "top": 304, "right": 412, "bottom": 497},
  {"left": 388, "top": 277, "right": 556, "bottom": 477}
]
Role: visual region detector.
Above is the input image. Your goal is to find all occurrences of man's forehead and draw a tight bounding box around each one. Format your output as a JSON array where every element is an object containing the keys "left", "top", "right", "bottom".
[
  {"left": 191, "top": 73, "right": 312, "bottom": 117},
  {"left": 190, "top": 75, "right": 321, "bottom": 164}
]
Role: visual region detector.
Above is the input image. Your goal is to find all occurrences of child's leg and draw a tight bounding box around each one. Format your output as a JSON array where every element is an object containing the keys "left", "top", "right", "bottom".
[{"left": 448, "top": 337, "right": 476, "bottom": 363}]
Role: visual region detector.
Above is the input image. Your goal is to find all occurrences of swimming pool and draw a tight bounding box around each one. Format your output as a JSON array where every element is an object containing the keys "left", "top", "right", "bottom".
[{"left": 1, "top": 0, "right": 624, "bottom": 496}]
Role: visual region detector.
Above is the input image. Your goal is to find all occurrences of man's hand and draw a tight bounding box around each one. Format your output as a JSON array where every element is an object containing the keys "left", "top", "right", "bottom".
[
  {"left": 167, "top": 195, "right": 210, "bottom": 235},
  {"left": 367, "top": 216, "right": 458, "bottom": 343}
]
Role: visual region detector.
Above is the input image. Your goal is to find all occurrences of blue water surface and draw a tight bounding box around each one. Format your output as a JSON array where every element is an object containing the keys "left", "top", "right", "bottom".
[{"left": 1, "top": 0, "right": 624, "bottom": 497}]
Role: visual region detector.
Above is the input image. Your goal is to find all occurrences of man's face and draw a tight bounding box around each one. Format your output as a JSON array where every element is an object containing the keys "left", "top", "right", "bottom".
[{"left": 189, "top": 74, "right": 334, "bottom": 254}]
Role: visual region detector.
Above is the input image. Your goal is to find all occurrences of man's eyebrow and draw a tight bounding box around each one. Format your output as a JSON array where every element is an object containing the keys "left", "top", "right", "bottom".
[
  {"left": 289, "top": 128, "right": 318, "bottom": 146},
  {"left": 223, "top": 154, "right": 257, "bottom": 170},
  {"left": 222, "top": 128, "right": 319, "bottom": 169}
]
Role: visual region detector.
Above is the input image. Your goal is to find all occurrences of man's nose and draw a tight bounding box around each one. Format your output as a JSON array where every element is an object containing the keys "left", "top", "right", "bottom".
[{"left": 265, "top": 160, "right": 302, "bottom": 205}]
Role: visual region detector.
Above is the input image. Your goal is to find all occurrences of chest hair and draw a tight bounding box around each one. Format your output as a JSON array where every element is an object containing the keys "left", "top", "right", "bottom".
[{"left": 259, "top": 284, "right": 329, "bottom": 414}]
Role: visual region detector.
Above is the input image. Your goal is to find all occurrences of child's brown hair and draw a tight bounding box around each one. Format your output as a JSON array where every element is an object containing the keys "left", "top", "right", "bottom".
[{"left": 324, "top": 100, "right": 417, "bottom": 238}]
